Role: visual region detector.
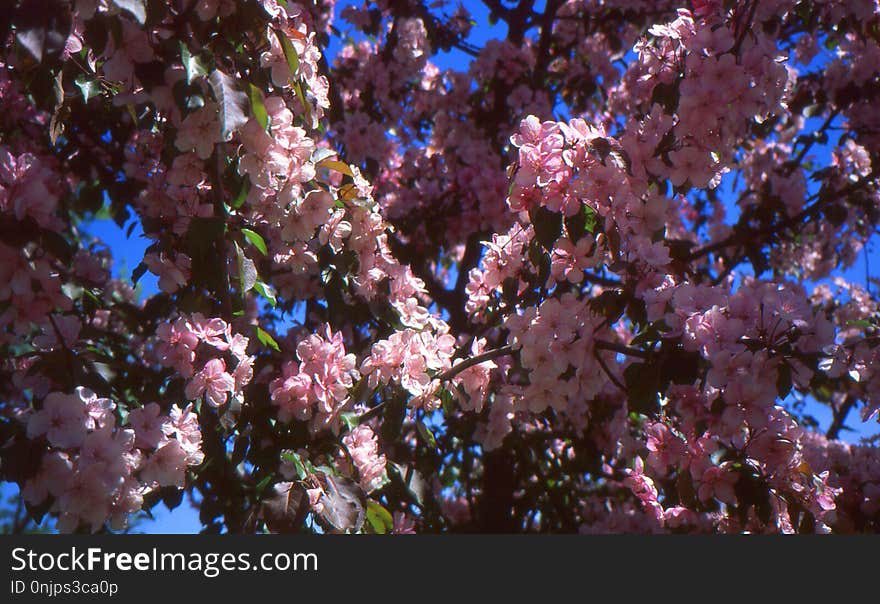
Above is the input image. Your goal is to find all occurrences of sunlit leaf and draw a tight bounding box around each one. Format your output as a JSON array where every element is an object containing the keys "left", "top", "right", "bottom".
[
  {"left": 365, "top": 501, "right": 394, "bottom": 534},
  {"left": 209, "top": 69, "right": 249, "bottom": 140},
  {"left": 416, "top": 421, "right": 437, "bottom": 449},
  {"left": 180, "top": 42, "right": 207, "bottom": 84},
  {"left": 234, "top": 241, "right": 258, "bottom": 293},
  {"left": 231, "top": 178, "right": 249, "bottom": 209},
  {"left": 273, "top": 29, "right": 311, "bottom": 124},
  {"left": 111, "top": 0, "right": 146, "bottom": 24},
  {"left": 241, "top": 228, "right": 267, "bottom": 255},
  {"left": 317, "top": 158, "right": 354, "bottom": 177},
  {"left": 274, "top": 28, "right": 300, "bottom": 77},
  {"left": 311, "top": 147, "right": 336, "bottom": 164},
  {"left": 253, "top": 281, "right": 277, "bottom": 307},
  {"left": 318, "top": 473, "right": 366, "bottom": 533},
  {"left": 255, "top": 325, "right": 280, "bottom": 351},
  {"left": 74, "top": 76, "right": 101, "bottom": 102},
  {"left": 248, "top": 83, "right": 269, "bottom": 131},
  {"left": 281, "top": 451, "right": 308, "bottom": 480}
]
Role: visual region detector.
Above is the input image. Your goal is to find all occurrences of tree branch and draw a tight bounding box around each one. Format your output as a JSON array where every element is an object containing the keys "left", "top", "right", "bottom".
[
  {"left": 437, "top": 344, "right": 515, "bottom": 381},
  {"left": 827, "top": 394, "right": 857, "bottom": 440},
  {"left": 210, "top": 142, "right": 232, "bottom": 320},
  {"left": 685, "top": 172, "right": 878, "bottom": 262}
]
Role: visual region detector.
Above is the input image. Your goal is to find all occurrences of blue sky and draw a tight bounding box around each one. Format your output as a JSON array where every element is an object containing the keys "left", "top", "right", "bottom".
[{"left": 3, "top": 0, "right": 878, "bottom": 533}]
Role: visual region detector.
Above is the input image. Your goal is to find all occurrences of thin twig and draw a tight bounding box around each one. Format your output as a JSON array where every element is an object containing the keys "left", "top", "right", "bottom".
[
  {"left": 686, "top": 172, "right": 878, "bottom": 262},
  {"left": 594, "top": 339, "right": 649, "bottom": 359},
  {"left": 594, "top": 349, "right": 626, "bottom": 391}
]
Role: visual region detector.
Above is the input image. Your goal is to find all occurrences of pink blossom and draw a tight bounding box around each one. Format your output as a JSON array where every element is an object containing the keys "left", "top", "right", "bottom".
[
  {"left": 128, "top": 403, "right": 167, "bottom": 449},
  {"left": 185, "top": 358, "right": 236, "bottom": 407},
  {"left": 270, "top": 363, "right": 314, "bottom": 422},
  {"left": 141, "top": 440, "right": 190, "bottom": 487},
  {"left": 27, "top": 391, "right": 89, "bottom": 449},
  {"left": 695, "top": 464, "right": 739, "bottom": 506},
  {"left": 175, "top": 105, "right": 220, "bottom": 160},
  {"left": 342, "top": 425, "right": 387, "bottom": 492}
]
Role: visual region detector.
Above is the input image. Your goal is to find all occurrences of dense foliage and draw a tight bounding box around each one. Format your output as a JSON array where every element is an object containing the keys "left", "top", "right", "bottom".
[{"left": 2, "top": 0, "right": 880, "bottom": 533}]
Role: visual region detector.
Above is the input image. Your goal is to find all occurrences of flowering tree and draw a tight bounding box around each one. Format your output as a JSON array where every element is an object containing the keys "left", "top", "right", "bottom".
[{"left": 1, "top": 0, "right": 880, "bottom": 534}]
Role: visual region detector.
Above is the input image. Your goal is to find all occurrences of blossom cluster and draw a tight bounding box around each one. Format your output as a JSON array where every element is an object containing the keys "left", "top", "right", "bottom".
[
  {"left": 360, "top": 326, "right": 456, "bottom": 410},
  {"left": 504, "top": 294, "right": 609, "bottom": 425},
  {"left": 269, "top": 325, "right": 357, "bottom": 432},
  {"left": 24, "top": 388, "right": 202, "bottom": 532},
  {"left": 155, "top": 314, "right": 254, "bottom": 408}
]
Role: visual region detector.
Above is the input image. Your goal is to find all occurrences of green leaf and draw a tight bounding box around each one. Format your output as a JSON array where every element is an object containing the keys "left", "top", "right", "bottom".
[
  {"left": 255, "top": 325, "right": 280, "bottom": 352},
  {"left": 82, "top": 288, "right": 103, "bottom": 309},
  {"left": 340, "top": 412, "right": 359, "bottom": 432},
  {"left": 564, "top": 204, "right": 600, "bottom": 242},
  {"left": 209, "top": 69, "right": 249, "bottom": 141},
  {"left": 365, "top": 501, "right": 394, "bottom": 535},
  {"left": 253, "top": 281, "right": 277, "bottom": 307},
  {"left": 248, "top": 83, "right": 269, "bottom": 131},
  {"left": 180, "top": 42, "right": 207, "bottom": 84},
  {"left": 365, "top": 508, "right": 385, "bottom": 533},
  {"left": 241, "top": 228, "right": 267, "bottom": 255},
  {"left": 439, "top": 387, "right": 455, "bottom": 415},
  {"left": 281, "top": 451, "right": 308, "bottom": 480},
  {"left": 234, "top": 241, "right": 258, "bottom": 294},
  {"left": 255, "top": 475, "right": 274, "bottom": 496},
  {"left": 845, "top": 319, "right": 873, "bottom": 328},
  {"left": 274, "top": 29, "right": 300, "bottom": 78},
  {"left": 231, "top": 178, "right": 250, "bottom": 209},
  {"left": 74, "top": 76, "right": 101, "bottom": 102},
  {"left": 584, "top": 206, "right": 598, "bottom": 234},
  {"left": 273, "top": 29, "right": 311, "bottom": 124},
  {"left": 416, "top": 421, "right": 437, "bottom": 449}
]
